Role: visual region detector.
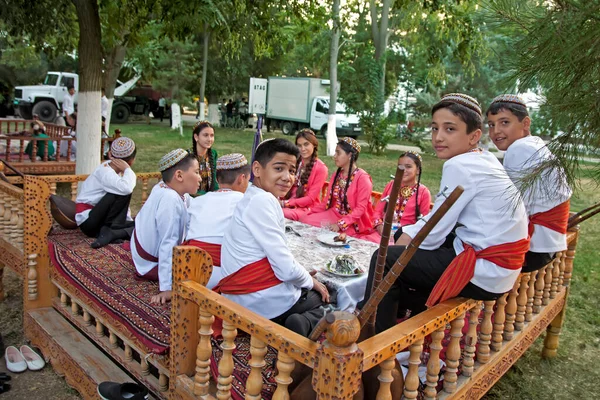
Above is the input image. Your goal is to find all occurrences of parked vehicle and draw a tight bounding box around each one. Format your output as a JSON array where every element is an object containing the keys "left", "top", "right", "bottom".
[{"left": 265, "top": 77, "right": 361, "bottom": 138}]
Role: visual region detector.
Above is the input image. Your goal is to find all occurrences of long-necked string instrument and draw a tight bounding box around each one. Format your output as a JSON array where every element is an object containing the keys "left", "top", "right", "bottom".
[
  {"left": 568, "top": 201, "right": 600, "bottom": 229},
  {"left": 357, "top": 186, "right": 464, "bottom": 327}
]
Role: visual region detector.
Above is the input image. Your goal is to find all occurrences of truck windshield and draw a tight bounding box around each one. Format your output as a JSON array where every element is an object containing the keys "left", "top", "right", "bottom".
[{"left": 44, "top": 74, "right": 59, "bottom": 86}]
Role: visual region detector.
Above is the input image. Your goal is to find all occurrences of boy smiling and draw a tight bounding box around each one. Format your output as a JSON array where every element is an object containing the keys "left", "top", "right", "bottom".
[{"left": 218, "top": 138, "right": 330, "bottom": 337}]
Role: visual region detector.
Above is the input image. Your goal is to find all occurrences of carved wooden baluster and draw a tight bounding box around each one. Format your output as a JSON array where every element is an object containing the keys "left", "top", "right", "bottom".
[
  {"left": 5, "top": 139, "right": 11, "bottom": 161},
  {"left": 109, "top": 331, "right": 118, "bottom": 349},
  {"left": 563, "top": 246, "right": 575, "bottom": 288},
  {"left": 2, "top": 196, "right": 11, "bottom": 239},
  {"left": 18, "top": 139, "right": 24, "bottom": 162},
  {"left": 27, "top": 254, "right": 38, "bottom": 301},
  {"left": 71, "top": 299, "right": 80, "bottom": 316},
  {"left": 60, "top": 290, "right": 68, "bottom": 308},
  {"left": 526, "top": 271, "right": 537, "bottom": 322},
  {"left": 273, "top": 352, "right": 295, "bottom": 400},
  {"left": 444, "top": 313, "right": 465, "bottom": 393},
  {"left": 49, "top": 182, "right": 57, "bottom": 196},
  {"left": 424, "top": 328, "right": 445, "bottom": 399},
  {"left": 124, "top": 344, "right": 133, "bottom": 362},
  {"left": 491, "top": 294, "right": 507, "bottom": 352},
  {"left": 217, "top": 320, "right": 237, "bottom": 399},
  {"left": 67, "top": 141, "right": 72, "bottom": 162},
  {"left": 70, "top": 182, "right": 78, "bottom": 202},
  {"left": 246, "top": 336, "right": 268, "bottom": 400},
  {"left": 0, "top": 197, "right": 5, "bottom": 237},
  {"left": 543, "top": 264, "right": 552, "bottom": 305},
  {"left": 515, "top": 273, "right": 530, "bottom": 331},
  {"left": 478, "top": 300, "right": 494, "bottom": 363},
  {"left": 550, "top": 255, "right": 560, "bottom": 299},
  {"left": 96, "top": 320, "right": 105, "bottom": 338},
  {"left": 159, "top": 373, "right": 168, "bottom": 392},
  {"left": 55, "top": 140, "right": 61, "bottom": 162},
  {"left": 503, "top": 278, "right": 520, "bottom": 341},
  {"left": 376, "top": 356, "right": 396, "bottom": 400},
  {"left": 558, "top": 252, "right": 565, "bottom": 286},
  {"left": 463, "top": 305, "right": 480, "bottom": 377},
  {"left": 533, "top": 267, "right": 546, "bottom": 313},
  {"left": 141, "top": 355, "right": 150, "bottom": 376},
  {"left": 17, "top": 204, "right": 23, "bottom": 248},
  {"left": 194, "top": 308, "right": 214, "bottom": 396},
  {"left": 43, "top": 138, "right": 48, "bottom": 161},
  {"left": 10, "top": 198, "right": 19, "bottom": 244},
  {"left": 403, "top": 339, "right": 424, "bottom": 400},
  {"left": 83, "top": 309, "right": 92, "bottom": 326},
  {"left": 141, "top": 178, "right": 149, "bottom": 206},
  {"left": 31, "top": 139, "right": 37, "bottom": 161}
]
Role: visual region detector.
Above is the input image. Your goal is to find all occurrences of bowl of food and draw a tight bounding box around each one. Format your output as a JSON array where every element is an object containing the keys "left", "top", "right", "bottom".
[{"left": 324, "top": 255, "right": 364, "bottom": 277}]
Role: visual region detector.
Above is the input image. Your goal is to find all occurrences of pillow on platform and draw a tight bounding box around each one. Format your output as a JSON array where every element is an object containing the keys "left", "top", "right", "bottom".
[{"left": 50, "top": 195, "right": 78, "bottom": 230}]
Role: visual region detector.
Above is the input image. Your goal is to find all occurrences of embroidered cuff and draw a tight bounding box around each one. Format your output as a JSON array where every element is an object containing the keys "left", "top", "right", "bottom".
[
  {"left": 373, "top": 218, "right": 383, "bottom": 227},
  {"left": 337, "top": 219, "right": 349, "bottom": 232}
]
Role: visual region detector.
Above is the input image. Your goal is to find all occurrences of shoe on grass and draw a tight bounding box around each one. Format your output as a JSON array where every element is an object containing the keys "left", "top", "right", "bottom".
[{"left": 97, "top": 381, "right": 149, "bottom": 400}]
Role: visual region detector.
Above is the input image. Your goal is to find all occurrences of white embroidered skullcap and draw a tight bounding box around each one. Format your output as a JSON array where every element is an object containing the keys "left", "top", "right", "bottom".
[
  {"left": 216, "top": 153, "right": 248, "bottom": 170},
  {"left": 491, "top": 94, "right": 527, "bottom": 107},
  {"left": 110, "top": 137, "right": 136, "bottom": 159},
  {"left": 158, "top": 148, "right": 189, "bottom": 172},
  {"left": 438, "top": 93, "right": 482, "bottom": 116}
]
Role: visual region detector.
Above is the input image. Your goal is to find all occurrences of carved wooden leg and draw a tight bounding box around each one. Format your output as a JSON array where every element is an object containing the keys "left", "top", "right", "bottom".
[
  {"left": 424, "top": 328, "right": 445, "bottom": 399},
  {"left": 503, "top": 278, "right": 520, "bottom": 341},
  {"left": 542, "top": 307, "right": 567, "bottom": 359},
  {"left": 526, "top": 271, "right": 537, "bottom": 322},
  {"left": 403, "top": 339, "right": 423, "bottom": 400},
  {"left": 444, "top": 313, "right": 465, "bottom": 393},
  {"left": 515, "top": 273, "right": 530, "bottom": 331},
  {"left": 194, "top": 309, "right": 214, "bottom": 396},
  {"left": 217, "top": 320, "right": 237, "bottom": 399},
  {"left": 491, "top": 294, "right": 507, "bottom": 352},
  {"left": 246, "top": 336, "right": 267, "bottom": 400},
  {"left": 477, "top": 300, "right": 494, "bottom": 363},
  {"left": 27, "top": 254, "right": 38, "bottom": 301},
  {"left": 462, "top": 305, "right": 480, "bottom": 377}
]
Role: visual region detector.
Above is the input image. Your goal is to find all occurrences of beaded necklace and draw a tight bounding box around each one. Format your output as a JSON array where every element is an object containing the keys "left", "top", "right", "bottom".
[
  {"left": 394, "top": 184, "right": 418, "bottom": 222},
  {"left": 332, "top": 168, "right": 358, "bottom": 215},
  {"left": 197, "top": 151, "right": 212, "bottom": 192}
]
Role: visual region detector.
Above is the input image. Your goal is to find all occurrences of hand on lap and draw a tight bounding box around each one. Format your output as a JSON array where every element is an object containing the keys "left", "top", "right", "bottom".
[
  {"left": 312, "top": 277, "right": 330, "bottom": 303},
  {"left": 151, "top": 290, "right": 172, "bottom": 304}
]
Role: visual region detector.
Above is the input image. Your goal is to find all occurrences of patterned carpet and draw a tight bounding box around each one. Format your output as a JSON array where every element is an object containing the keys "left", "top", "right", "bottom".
[{"left": 47, "top": 226, "right": 171, "bottom": 354}]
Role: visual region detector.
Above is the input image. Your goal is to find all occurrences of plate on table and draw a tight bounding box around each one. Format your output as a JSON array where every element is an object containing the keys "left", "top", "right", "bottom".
[
  {"left": 322, "top": 255, "right": 365, "bottom": 277},
  {"left": 317, "top": 232, "right": 348, "bottom": 247}
]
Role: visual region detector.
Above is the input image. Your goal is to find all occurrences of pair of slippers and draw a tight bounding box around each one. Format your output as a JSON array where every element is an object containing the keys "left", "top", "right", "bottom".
[
  {"left": 4, "top": 345, "right": 45, "bottom": 373},
  {"left": 0, "top": 373, "right": 10, "bottom": 394}
]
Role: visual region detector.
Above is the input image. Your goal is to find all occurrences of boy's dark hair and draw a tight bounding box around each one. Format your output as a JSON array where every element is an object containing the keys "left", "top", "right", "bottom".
[
  {"left": 217, "top": 165, "right": 251, "bottom": 185},
  {"left": 67, "top": 85, "right": 74, "bottom": 90},
  {"left": 116, "top": 148, "right": 137, "bottom": 163},
  {"left": 485, "top": 102, "right": 529, "bottom": 122},
  {"left": 161, "top": 153, "right": 197, "bottom": 183},
  {"left": 432, "top": 102, "right": 482, "bottom": 133},
  {"left": 254, "top": 138, "right": 300, "bottom": 167}
]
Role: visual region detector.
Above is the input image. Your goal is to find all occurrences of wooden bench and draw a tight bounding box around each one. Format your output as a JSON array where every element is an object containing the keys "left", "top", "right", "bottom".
[{"left": 0, "top": 174, "right": 580, "bottom": 399}]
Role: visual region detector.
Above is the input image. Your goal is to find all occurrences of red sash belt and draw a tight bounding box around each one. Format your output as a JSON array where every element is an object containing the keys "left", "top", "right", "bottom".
[
  {"left": 426, "top": 238, "right": 530, "bottom": 307},
  {"left": 75, "top": 203, "right": 94, "bottom": 214},
  {"left": 183, "top": 239, "right": 221, "bottom": 266},
  {"left": 213, "top": 257, "right": 282, "bottom": 295},
  {"left": 528, "top": 200, "right": 570, "bottom": 237},
  {"left": 133, "top": 230, "right": 158, "bottom": 263}
]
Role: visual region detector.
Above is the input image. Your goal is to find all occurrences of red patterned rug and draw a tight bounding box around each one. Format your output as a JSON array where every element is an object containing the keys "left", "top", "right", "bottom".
[{"left": 47, "top": 225, "right": 171, "bottom": 354}]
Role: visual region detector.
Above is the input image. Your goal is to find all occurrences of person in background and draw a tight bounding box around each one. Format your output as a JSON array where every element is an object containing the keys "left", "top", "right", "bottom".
[
  {"left": 226, "top": 99, "right": 234, "bottom": 124},
  {"left": 158, "top": 95, "right": 166, "bottom": 122},
  {"left": 239, "top": 97, "right": 249, "bottom": 127},
  {"left": 63, "top": 85, "right": 76, "bottom": 128},
  {"left": 25, "top": 122, "right": 55, "bottom": 161},
  {"left": 220, "top": 98, "right": 227, "bottom": 127}
]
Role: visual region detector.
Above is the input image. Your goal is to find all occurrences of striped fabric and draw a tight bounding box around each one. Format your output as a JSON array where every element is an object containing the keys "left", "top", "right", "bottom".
[
  {"left": 183, "top": 239, "right": 222, "bottom": 266},
  {"left": 529, "top": 200, "right": 570, "bottom": 236},
  {"left": 213, "top": 257, "right": 281, "bottom": 295}
]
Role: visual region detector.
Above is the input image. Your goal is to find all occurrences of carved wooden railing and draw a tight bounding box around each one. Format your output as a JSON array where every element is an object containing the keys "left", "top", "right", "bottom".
[
  {"left": 0, "top": 179, "right": 25, "bottom": 300},
  {"left": 0, "top": 119, "right": 71, "bottom": 137},
  {"left": 170, "top": 229, "right": 579, "bottom": 399}
]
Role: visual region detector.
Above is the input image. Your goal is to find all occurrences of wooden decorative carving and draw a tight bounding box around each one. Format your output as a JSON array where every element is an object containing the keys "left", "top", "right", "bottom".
[
  {"left": 443, "top": 312, "right": 465, "bottom": 393},
  {"left": 247, "top": 336, "right": 268, "bottom": 400},
  {"left": 403, "top": 339, "right": 423, "bottom": 400},
  {"left": 424, "top": 328, "right": 444, "bottom": 399}
]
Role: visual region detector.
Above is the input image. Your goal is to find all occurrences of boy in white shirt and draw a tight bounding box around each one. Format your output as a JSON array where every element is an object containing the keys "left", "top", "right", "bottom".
[
  {"left": 487, "top": 94, "right": 571, "bottom": 272},
  {"left": 76, "top": 137, "right": 137, "bottom": 249},
  {"left": 361, "top": 93, "right": 529, "bottom": 333},
  {"left": 218, "top": 138, "right": 330, "bottom": 337},
  {"left": 184, "top": 153, "right": 251, "bottom": 289},
  {"left": 131, "top": 149, "right": 201, "bottom": 304}
]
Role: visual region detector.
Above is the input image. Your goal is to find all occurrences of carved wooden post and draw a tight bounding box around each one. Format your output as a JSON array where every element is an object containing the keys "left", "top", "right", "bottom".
[
  {"left": 217, "top": 320, "right": 237, "bottom": 399},
  {"left": 403, "top": 338, "right": 424, "bottom": 400},
  {"left": 246, "top": 336, "right": 268, "bottom": 400},
  {"left": 526, "top": 270, "right": 537, "bottom": 322},
  {"left": 503, "top": 278, "right": 520, "bottom": 341},
  {"left": 477, "top": 300, "right": 494, "bottom": 363},
  {"left": 463, "top": 305, "right": 480, "bottom": 377},
  {"left": 444, "top": 313, "right": 465, "bottom": 393},
  {"left": 311, "top": 311, "right": 363, "bottom": 400},
  {"left": 194, "top": 308, "right": 214, "bottom": 396},
  {"left": 27, "top": 254, "right": 38, "bottom": 301},
  {"left": 491, "top": 294, "right": 507, "bottom": 352},
  {"left": 424, "top": 328, "right": 444, "bottom": 399},
  {"left": 515, "top": 273, "right": 530, "bottom": 331},
  {"left": 70, "top": 182, "right": 78, "bottom": 202},
  {"left": 533, "top": 267, "right": 546, "bottom": 314}
]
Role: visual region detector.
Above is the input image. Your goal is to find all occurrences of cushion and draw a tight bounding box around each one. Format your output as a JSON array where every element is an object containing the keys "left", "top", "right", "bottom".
[{"left": 50, "top": 195, "right": 78, "bottom": 229}]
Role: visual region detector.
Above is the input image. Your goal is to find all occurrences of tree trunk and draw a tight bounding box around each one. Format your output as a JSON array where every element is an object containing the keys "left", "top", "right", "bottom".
[
  {"left": 207, "top": 93, "right": 220, "bottom": 126},
  {"left": 327, "top": 0, "right": 341, "bottom": 156},
  {"left": 72, "top": 0, "right": 103, "bottom": 175},
  {"left": 199, "top": 23, "right": 211, "bottom": 121},
  {"left": 370, "top": 0, "right": 392, "bottom": 100},
  {"left": 103, "top": 43, "right": 127, "bottom": 135}
]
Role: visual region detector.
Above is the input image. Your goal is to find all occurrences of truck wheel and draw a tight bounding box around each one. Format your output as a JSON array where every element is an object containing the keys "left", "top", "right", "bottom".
[
  {"left": 111, "top": 104, "right": 130, "bottom": 124},
  {"left": 32, "top": 101, "right": 57, "bottom": 123},
  {"left": 282, "top": 121, "right": 295, "bottom": 135},
  {"left": 320, "top": 125, "right": 327, "bottom": 138},
  {"left": 16, "top": 106, "right": 33, "bottom": 120}
]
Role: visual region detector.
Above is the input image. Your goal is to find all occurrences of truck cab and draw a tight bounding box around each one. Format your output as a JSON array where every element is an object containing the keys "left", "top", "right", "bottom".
[
  {"left": 13, "top": 72, "right": 79, "bottom": 122},
  {"left": 310, "top": 97, "right": 361, "bottom": 138}
]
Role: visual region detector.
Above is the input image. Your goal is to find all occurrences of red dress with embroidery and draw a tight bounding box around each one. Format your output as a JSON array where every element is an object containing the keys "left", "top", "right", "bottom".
[
  {"left": 283, "top": 159, "right": 328, "bottom": 221},
  {"left": 372, "top": 181, "right": 432, "bottom": 227},
  {"left": 300, "top": 168, "right": 375, "bottom": 241}
]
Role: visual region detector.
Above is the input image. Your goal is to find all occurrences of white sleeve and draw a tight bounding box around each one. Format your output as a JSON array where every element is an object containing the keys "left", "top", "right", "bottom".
[
  {"left": 403, "top": 161, "right": 476, "bottom": 250},
  {"left": 503, "top": 144, "right": 536, "bottom": 182},
  {"left": 245, "top": 195, "right": 313, "bottom": 289},
  {"left": 99, "top": 165, "right": 137, "bottom": 195},
  {"left": 156, "top": 199, "right": 185, "bottom": 291}
]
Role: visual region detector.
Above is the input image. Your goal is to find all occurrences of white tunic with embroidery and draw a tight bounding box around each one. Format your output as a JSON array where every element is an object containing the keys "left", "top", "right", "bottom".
[
  {"left": 403, "top": 151, "right": 529, "bottom": 294},
  {"left": 185, "top": 189, "right": 244, "bottom": 288},
  {"left": 220, "top": 185, "right": 314, "bottom": 319},
  {"left": 131, "top": 182, "right": 190, "bottom": 292},
  {"left": 503, "top": 135, "right": 572, "bottom": 253},
  {"left": 74, "top": 161, "right": 136, "bottom": 225}
]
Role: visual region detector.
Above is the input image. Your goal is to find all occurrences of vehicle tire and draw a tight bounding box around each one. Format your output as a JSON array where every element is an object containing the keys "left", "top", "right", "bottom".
[
  {"left": 111, "top": 104, "right": 130, "bottom": 124},
  {"left": 320, "top": 125, "right": 328, "bottom": 139},
  {"left": 16, "top": 106, "right": 33, "bottom": 120},
  {"left": 282, "top": 121, "right": 295, "bottom": 135},
  {"left": 32, "top": 100, "right": 58, "bottom": 122}
]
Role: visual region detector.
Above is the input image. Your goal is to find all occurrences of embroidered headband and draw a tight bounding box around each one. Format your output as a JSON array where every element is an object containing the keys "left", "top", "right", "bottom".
[
  {"left": 490, "top": 94, "right": 527, "bottom": 108},
  {"left": 158, "top": 148, "right": 189, "bottom": 172},
  {"left": 217, "top": 153, "right": 248, "bottom": 170},
  {"left": 340, "top": 137, "right": 361, "bottom": 153},
  {"left": 110, "top": 137, "right": 136, "bottom": 159},
  {"left": 438, "top": 93, "right": 482, "bottom": 116},
  {"left": 298, "top": 128, "right": 316, "bottom": 136},
  {"left": 193, "top": 120, "right": 212, "bottom": 133},
  {"left": 402, "top": 150, "right": 422, "bottom": 164}
]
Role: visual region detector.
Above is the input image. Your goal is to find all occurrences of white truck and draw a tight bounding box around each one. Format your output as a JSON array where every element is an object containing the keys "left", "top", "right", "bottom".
[
  {"left": 13, "top": 71, "right": 141, "bottom": 123},
  {"left": 265, "top": 77, "right": 361, "bottom": 138}
]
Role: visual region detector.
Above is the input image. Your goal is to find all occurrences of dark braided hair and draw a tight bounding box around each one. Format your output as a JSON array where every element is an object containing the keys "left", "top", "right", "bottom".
[
  {"left": 327, "top": 140, "right": 359, "bottom": 212},
  {"left": 294, "top": 129, "right": 319, "bottom": 198},
  {"left": 399, "top": 152, "right": 422, "bottom": 222},
  {"left": 192, "top": 121, "right": 216, "bottom": 191}
]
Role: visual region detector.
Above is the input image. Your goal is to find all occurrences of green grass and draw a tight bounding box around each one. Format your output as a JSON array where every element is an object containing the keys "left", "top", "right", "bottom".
[{"left": 113, "top": 122, "right": 600, "bottom": 399}]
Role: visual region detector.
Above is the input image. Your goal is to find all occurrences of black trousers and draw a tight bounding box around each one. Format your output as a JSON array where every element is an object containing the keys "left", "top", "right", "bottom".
[
  {"left": 522, "top": 251, "right": 554, "bottom": 273},
  {"left": 360, "top": 241, "right": 501, "bottom": 334},
  {"left": 79, "top": 193, "right": 134, "bottom": 238},
  {"left": 272, "top": 289, "right": 335, "bottom": 337}
]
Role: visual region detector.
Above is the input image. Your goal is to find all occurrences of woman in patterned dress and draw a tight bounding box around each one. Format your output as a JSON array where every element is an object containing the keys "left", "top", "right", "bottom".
[{"left": 190, "top": 121, "right": 219, "bottom": 195}]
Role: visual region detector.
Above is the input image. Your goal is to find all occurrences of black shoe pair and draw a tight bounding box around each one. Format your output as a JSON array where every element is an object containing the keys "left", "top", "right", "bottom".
[
  {"left": 0, "top": 374, "right": 11, "bottom": 395},
  {"left": 97, "top": 381, "right": 148, "bottom": 400}
]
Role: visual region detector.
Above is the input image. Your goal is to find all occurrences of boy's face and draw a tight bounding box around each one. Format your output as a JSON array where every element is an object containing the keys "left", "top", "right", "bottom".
[
  {"left": 487, "top": 109, "right": 530, "bottom": 151},
  {"left": 431, "top": 108, "right": 481, "bottom": 160},
  {"left": 178, "top": 159, "right": 202, "bottom": 194},
  {"left": 252, "top": 153, "right": 297, "bottom": 198}
]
